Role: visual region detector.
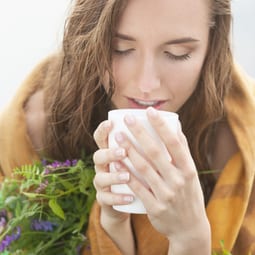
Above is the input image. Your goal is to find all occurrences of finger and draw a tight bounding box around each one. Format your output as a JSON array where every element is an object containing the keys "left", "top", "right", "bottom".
[
  {"left": 146, "top": 107, "right": 195, "bottom": 171},
  {"left": 115, "top": 157, "right": 186, "bottom": 215},
  {"left": 120, "top": 114, "right": 177, "bottom": 180},
  {"left": 93, "top": 170, "right": 130, "bottom": 190},
  {"left": 93, "top": 147, "right": 126, "bottom": 167},
  {"left": 125, "top": 169, "right": 157, "bottom": 211},
  {"left": 93, "top": 120, "right": 112, "bottom": 148},
  {"left": 96, "top": 191, "right": 134, "bottom": 206},
  {"left": 114, "top": 132, "right": 178, "bottom": 198}
]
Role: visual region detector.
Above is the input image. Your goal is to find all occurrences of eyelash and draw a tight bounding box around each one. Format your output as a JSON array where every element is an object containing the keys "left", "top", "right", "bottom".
[
  {"left": 114, "top": 49, "right": 191, "bottom": 61},
  {"left": 164, "top": 51, "right": 191, "bottom": 61},
  {"left": 114, "top": 49, "right": 134, "bottom": 56}
]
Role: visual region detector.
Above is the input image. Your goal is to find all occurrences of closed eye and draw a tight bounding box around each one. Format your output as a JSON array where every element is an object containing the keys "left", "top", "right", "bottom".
[
  {"left": 164, "top": 51, "right": 191, "bottom": 61},
  {"left": 114, "top": 49, "right": 135, "bottom": 56}
]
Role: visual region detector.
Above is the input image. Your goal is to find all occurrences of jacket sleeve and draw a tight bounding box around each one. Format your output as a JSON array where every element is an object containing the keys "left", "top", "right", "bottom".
[
  {"left": 84, "top": 202, "right": 169, "bottom": 255},
  {"left": 85, "top": 202, "right": 123, "bottom": 255}
]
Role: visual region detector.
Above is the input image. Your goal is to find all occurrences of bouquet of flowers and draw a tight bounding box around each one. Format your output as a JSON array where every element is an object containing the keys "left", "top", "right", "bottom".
[
  {"left": 0, "top": 157, "right": 241, "bottom": 255},
  {"left": 0, "top": 156, "right": 96, "bottom": 255}
]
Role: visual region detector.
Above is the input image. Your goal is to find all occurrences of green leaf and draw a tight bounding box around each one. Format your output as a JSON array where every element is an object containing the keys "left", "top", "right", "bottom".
[
  {"left": 4, "top": 195, "right": 19, "bottom": 206},
  {"left": 49, "top": 199, "right": 66, "bottom": 220},
  {"left": 22, "top": 192, "right": 41, "bottom": 198},
  {"left": 79, "top": 168, "right": 95, "bottom": 195},
  {"left": 1, "top": 156, "right": 95, "bottom": 253},
  {"left": 0, "top": 250, "right": 11, "bottom": 255},
  {"left": 57, "top": 178, "right": 75, "bottom": 190}
]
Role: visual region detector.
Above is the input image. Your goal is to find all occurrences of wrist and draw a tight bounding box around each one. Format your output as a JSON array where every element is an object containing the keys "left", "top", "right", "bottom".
[
  {"left": 100, "top": 209, "right": 130, "bottom": 230},
  {"left": 100, "top": 210, "right": 135, "bottom": 255},
  {"left": 168, "top": 220, "right": 211, "bottom": 255}
]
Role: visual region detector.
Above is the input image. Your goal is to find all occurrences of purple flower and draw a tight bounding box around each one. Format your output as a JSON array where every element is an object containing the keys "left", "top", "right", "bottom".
[
  {"left": 76, "top": 244, "right": 83, "bottom": 254},
  {"left": 0, "top": 210, "right": 7, "bottom": 218},
  {"left": 0, "top": 217, "right": 7, "bottom": 232},
  {"left": 50, "top": 162, "right": 58, "bottom": 168},
  {"left": 0, "top": 227, "right": 21, "bottom": 252},
  {"left": 72, "top": 159, "right": 78, "bottom": 166},
  {"left": 35, "top": 180, "right": 49, "bottom": 193},
  {"left": 41, "top": 159, "right": 48, "bottom": 166},
  {"left": 31, "top": 220, "right": 57, "bottom": 232},
  {"left": 42, "top": 159, "right": 78, "bottom": 175},
  {"left": 63, "top": 160, "right": 72, "bottom": 167},
  {"left": 50, "top": 160, "right": 75, "bottom": 168},
  {"left": 43, "top": 167, "right": 51, "bottom": 175},
  {"left": 13, "top": 227, "right": 21, "bottom": 239}
]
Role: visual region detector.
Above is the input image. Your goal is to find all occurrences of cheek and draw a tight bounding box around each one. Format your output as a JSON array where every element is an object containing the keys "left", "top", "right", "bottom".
[
  {"left": 112, "top": 60, "right": 129, "bottom": 87},
  {"left": 164, "top": 61, "right": 204, "bottom": 112},
  {"left": 112, "top": 62, "right": 121, "bottom": 85},
  {"left": 112, "top": 56, "right": 137, "bottom": 86},
  {"left": 183, "top": 61, "right": 203, "bottom": 89},
  {"left": 166, "top": 60, "right": 203, "bottom": 93}
]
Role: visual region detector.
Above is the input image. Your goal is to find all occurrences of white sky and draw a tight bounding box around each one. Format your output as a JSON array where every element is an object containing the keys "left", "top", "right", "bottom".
[{"left": 0, "top": 0, "right": 254, "bottom": 110}]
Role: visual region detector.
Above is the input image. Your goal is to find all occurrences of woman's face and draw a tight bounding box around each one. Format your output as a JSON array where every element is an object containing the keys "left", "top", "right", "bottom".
[{"left": 108, "top": 0, "right": 210, "bottom": 112}]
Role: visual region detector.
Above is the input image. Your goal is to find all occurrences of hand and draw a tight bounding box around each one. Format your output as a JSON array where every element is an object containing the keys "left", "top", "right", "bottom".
[
  {"left": 93, "top": 120, "right": 134, "bottom": 225},
  {"left": 113, "top": 107, "right": 211, "bottom": 254},
  {"left": 93, "top": 120, "right": 136, "bottom": 255}
]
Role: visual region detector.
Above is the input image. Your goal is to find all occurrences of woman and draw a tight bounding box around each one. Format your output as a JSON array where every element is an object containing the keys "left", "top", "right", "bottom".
[{"left": 0, "top": 0, "right": 255, "bottom": 254}]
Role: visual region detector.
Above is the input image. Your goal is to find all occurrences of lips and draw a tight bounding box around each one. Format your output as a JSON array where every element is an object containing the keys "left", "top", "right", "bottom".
[
  {"left": 133, "top": 99, "right": 159, "bottom": 106},
  {"left": 127, "top": 97, "right": 166, "bottom": 109}
]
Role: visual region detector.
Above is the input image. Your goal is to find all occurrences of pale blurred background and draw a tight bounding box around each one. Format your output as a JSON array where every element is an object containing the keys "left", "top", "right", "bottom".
[{"left": 0, "top": 0, "right": 254, "bottom": 110}]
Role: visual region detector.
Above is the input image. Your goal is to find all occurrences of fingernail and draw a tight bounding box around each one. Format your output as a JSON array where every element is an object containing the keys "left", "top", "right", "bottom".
[
  {"left": 115, "top": 132, "right": 124, "bottom": 143},
  {"left": 124, "top": 114, "right": 136, "bottom": 126},
  {"left": 115, "top": 148, "right": 125, "bottom": 157},
  {"left": 147, "top": 107, "right": 158, "bottom": 118},
  {"left": 123, "top": 196, "right": 134, "bottom": 203},
  {"left": 114, "top": 161, "right": 122, "bottom": 170},
  {"left": 118, "top": 172, "right": 130, "bottom": 181}
]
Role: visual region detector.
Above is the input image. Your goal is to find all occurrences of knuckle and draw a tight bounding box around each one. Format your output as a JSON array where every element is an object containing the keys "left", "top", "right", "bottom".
[
  {"left": 92, "top": 151, "right": 99, "bottom": 163},
  {"left": 112, "top": 194, "right": 122, "bottom": 205},
  {"left": 93, "top": 125, "right": 101, "bottom": 142},
  {"left": 129, "top": 177, "right": 142, "bottom": 193},
  {"left": 146, "top": 145, "right": 161, "bottom": 159},
  {"left": 183, "top": 169, "right": 197, "bottom": 181},
  {"left": 93, "top": 150, "right": 106, "bottom": 165},
  {"left": 93, "top": 148, "right": 115, "bottom": 166},
  {"left": 93, "top": 121, "right": 109, "bottom": 146},
  {"left": 151, "top": 204, "right": 167, "bottom": 216},
  {"left": 155, "top": 117, "right": 166, "bottom": 128},
  {"left": 93, "top": 177, "right": 97, "bottom": 188},
  {"left": 93, "top": 173, "right": 102, "bottom": 189},
  {"left": 93, "top": 129, "right": 98, "bottom": 141},
  {"left": 173, "top": 178, "right": 185, "bottom": 192},
  {"left": 134, "top": 124, "right": 144, "bottom": 135},
  {"left": 149, "top": 113, "right": 165, "bottom": 128},
  {"left": 147, "top": 175, "right": 158, "bottom": 187},
  {"left": 136, "top": 162, "right": 148, "bottom": 174},
  {"left": 96, "top": 192, "right": 102, "bottom": 203},
  {"left": 168, "top": 135, "right": 181, "bottom": 148},
  {"left": 119, "top": 134, "right": 132, "bottom": 150},
  {"left": 163, "top": 190, "right": 176, "bottom": 203}
]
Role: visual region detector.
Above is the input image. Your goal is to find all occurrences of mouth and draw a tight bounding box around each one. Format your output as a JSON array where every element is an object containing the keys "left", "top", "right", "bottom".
[{"left": 127, "top": 97, "right": 166, "bottom": 109}]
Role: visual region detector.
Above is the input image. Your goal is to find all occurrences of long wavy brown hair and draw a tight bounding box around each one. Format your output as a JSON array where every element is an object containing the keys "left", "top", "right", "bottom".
[{"left": 44, "top": 0, "right": 236, "bottom": 200}]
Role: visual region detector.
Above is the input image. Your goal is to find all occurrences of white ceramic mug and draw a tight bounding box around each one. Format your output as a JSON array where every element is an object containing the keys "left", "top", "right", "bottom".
[{"left": 108, "top": 109, "right": 179, "bottom": 214}]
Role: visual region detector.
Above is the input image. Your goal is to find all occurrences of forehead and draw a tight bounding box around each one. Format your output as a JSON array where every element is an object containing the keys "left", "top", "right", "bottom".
[{"left": 116, "top": 0, "right": 210, "bottom": 39}]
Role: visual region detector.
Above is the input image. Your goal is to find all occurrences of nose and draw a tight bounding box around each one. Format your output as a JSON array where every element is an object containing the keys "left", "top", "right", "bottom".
[{"left": 136, "top": 57, "right": 161, "bottom": 93}]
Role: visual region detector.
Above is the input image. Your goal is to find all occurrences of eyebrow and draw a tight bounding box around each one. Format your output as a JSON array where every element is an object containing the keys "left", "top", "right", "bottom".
[
  {"left": 115, "top": 33, "right": 199, "bottom": 44},
  {"left": 165, "top": 37, "right": 199, "bottom": 45}
]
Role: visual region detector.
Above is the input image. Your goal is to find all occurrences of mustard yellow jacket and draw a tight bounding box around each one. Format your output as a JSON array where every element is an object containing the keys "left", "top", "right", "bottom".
[{"left": 0, "top": 56, "right": 255, "bottom": 255}]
